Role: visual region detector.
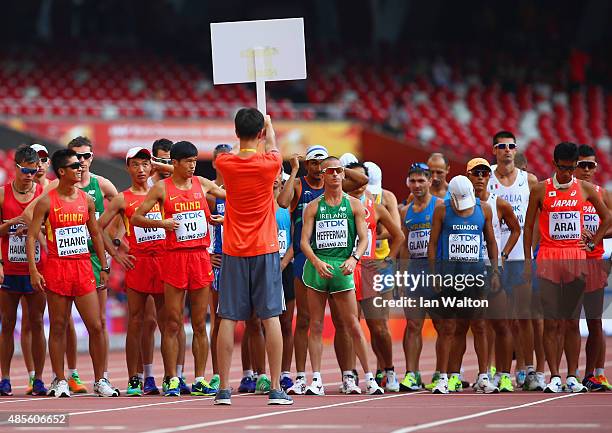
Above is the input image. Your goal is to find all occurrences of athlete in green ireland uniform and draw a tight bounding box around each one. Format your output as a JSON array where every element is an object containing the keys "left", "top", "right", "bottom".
[{"left": 300, "top": 156, "right": 384, "bottom": 396}]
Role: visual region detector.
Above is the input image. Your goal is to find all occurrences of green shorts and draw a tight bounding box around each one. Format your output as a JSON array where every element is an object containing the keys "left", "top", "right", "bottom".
[
  {"left": 90, "top": 251, "right": 102, "bottom": 286},
  {"left": 302, "top": 256, "right": 355, "bottom": 294}
]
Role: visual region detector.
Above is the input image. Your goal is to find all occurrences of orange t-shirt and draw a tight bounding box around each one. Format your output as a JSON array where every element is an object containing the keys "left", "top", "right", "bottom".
[{"left": 215, "top": 151, "right": 282, "bottom": 257}]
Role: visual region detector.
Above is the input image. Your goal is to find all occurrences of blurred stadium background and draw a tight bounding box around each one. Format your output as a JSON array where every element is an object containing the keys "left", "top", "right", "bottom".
[{"left": 0, "top": 0, "right": 610, "bottom": 345}]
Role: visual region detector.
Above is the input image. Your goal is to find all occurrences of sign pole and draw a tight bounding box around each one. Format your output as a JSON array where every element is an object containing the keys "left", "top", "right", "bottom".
[{"left": 253, "top": 46, "right": 267, "bottom": 116}]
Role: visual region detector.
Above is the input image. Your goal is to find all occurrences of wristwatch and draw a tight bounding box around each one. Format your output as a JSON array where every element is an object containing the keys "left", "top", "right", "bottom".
[
  {"left": 351, "top": 253, "right": 361, "bottom": 262},
  {"left": 501, "top": 251, "right": 509, "bottom": 260},
  {"left": 383, "top": 256, "right": 395, "bottom": 264},
  {"left": 112, "top": 238, "right": 121, "bottom": 247},
  {"left": 586, "top": 241, "right": 596, "bottom": 252},
  {"left": 101, "top": 267, "right": 111, "bottom": 274}
]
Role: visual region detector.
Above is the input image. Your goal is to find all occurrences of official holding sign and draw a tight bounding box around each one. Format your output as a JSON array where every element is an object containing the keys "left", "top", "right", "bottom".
[
  {"left": 27, "top": 148, "right": 119, "bottom": 398},
  {"left": 131, "top": 141, "right": 225, "bottom": 397}
]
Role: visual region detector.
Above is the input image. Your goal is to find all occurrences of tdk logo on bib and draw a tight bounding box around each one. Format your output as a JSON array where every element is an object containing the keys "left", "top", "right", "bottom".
[
  {"left": 58, "top": 226, "right": 85, "bottom": 236},
  {"left": 451, "top": 234, "right": 479, "bottom": 242}
]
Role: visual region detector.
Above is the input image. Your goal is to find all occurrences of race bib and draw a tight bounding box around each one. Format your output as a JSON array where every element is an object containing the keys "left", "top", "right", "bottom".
[
  {"left": 315, "top": 218, "right": 348, "bottom": 249},
  {"left": 56, "top": 225, "right": 88, "bottom": 257},
  {"left": 354, "top": 229, "right": 373, "bottom": 257},
  {"left": 583, "top": 213, "right": 600, "bottom": 234},
  {"left": 408, "top": 229, "right": 430, "bottom": 259},
  {"left": 448, "top": 233, "right": 481, "bottom": 262},
  {"left": 174, "top": 210, "right": 207, "bottom": 242},
  {"left": 549, "top": 211, "right": 580, "bottom": 240},
  {"left": 278, "top": 229, "right": 288, "bottom": 257},
  {"left": 134, "top": 212, "right": 166, "bottom": 243},
  {"left": 8, "top": 224, "right": 40, "bottom": 263}
]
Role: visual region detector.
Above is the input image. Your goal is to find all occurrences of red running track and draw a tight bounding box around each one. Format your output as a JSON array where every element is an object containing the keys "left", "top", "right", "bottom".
[{"left": 0, "top": 338, "right": 611, "bottom": 432}]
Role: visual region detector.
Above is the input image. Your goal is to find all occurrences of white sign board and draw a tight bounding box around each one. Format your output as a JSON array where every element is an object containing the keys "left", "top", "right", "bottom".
[{"left": 210, "top": 18, "right": 307, "bottom": 115}]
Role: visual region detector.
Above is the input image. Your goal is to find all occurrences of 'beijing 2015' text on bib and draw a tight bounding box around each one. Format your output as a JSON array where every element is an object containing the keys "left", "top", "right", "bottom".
[
  {"left": 316, "top": 219, "right": 348, "bottom": 249},
  {"left": 448, "top": 233, "right": 480, "bottom": 262},
  {"left": 56, "top": 225, "right": 89, "bottom": 257},
  {"left": 135, "top": 212, "right": 166, "bottom": 243},
  {"left": 549, "top": 211, "right": 580, "bottom": 240},
  {"left": 174, "top": 210, "right": 207, "bottom": 242}
]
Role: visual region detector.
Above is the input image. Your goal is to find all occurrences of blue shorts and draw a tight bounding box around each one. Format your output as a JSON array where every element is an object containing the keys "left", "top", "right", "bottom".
[
  {"left": 1, "top": 275, "right": 34, "bottom": 295},
  {"left": 501, "top": 260, "right": 527, "bottom": 294},
  {"left": 211, "top": 266, "right": 221, "bottom": 292},
  {"left": 293, "top": 252, "right": 307, "bottom": 279}
]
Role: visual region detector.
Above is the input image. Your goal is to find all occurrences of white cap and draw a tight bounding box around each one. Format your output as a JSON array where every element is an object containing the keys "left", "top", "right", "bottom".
[
  {"left": 448, "top": 175, "right": 476, "bottom": 211},
  {"left": 30, "top": 144, "right": 48, "bottom": 156},
  {"left": 364, "top": 161, "right": 382, "bottom": 195},
  {"left": 339, "top": 152, "right": 359, "bottom": 167},
  {"left": 305, "top": 145, "right": 329, "bottom": 161},
  {"left": 125, "top": 146, "right": 151, "bottom": 163}
]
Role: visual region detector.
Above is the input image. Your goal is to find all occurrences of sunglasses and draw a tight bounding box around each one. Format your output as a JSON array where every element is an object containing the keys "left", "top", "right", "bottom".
[
  {"left": 469, "top": 169, "right": 491, "bottom": 178},
  {"left": 409, "top": 162, "right": 430, "bottom": 174},
  {"left": 76, "top": 152, "right": 93, "bottom": 160},
  {"left": 555, "top": 162, "right": 576, "bottom": 172},
  {"left": 16, "top": 163, "right": 38, "bottom": 175},
  {"left": 152, "top": 156, "right": 171, "bottom": 165},
  {"left": 494, "top": 143, "right": 517, "bottom": 150},
  {"left": 63, "top": 162, "right": 82, "bottom": 170},
  {"left": 577, "top": 160, "right": 597, "bottom": 170},
  {"left": 322, "top": 166, "right": 344, "bottom": 174},
  {"left": 39, "top": 157, "right": 49, "bottom": 163}
]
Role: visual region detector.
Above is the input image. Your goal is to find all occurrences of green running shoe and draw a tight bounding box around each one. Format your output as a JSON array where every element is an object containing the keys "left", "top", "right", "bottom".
[
  {"left": 448, "top": 374, "right": 463, "bottom": 392},
  {"left": 191, "top": 378, "right": 216, "bottom": 396},
  {"left": 375, "top": 370, "right": 384, "bottom": 386},
  {"left": 415, "top": 371, "right": 423, "bottom": 388},
  {"left": 127, "top": 376, "right": 143, "bottom": 396},
  {"left": 209, "top": 374, "right": 220, "bottom": 391},
  {"left": 165, "top": 377, "right": 180, "bottom": 397},
  {"left": 400, "top": 372, "right": 420, "bottom": 392},
  {"left": 425, "top": 372, "right": 440, "bottom": 391},
  {"left": 255, "top": 374, "right": 271, "bottom": 395},
  {"left": 499, "top": 374, "right": 514, "bottom": 392}
]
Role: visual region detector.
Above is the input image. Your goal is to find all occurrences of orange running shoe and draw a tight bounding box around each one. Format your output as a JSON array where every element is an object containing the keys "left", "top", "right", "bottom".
[
  {"left": 68, "top": 371, "right": 88, "bottom": 393},
  {"left": 595, "top": 375, "right": 612, "bottom": 391}
]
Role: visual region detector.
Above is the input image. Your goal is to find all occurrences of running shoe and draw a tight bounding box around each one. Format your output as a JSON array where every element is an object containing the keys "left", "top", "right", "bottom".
[
  {"left": 214, "top": 388, "right": 232, "bottom": 405},
  {"left": 95, "top": 378, "right": 120, "bottom": 397},
  {"left": 31, "top": 378, "right": 48, "bottom": 396},
  {"left": 475, "top": 376, "right": 499, "bottom": 394},
  {"left": 515, "top": 370, "right": 527, "bottom": 388},
  {"left": 268, "top": 389, "right": 294, "bottom": 405},
  {"left": 143, "top": 377, "right": 160, "bottom": 395},
  {"left": 432, "top": 377, "right": 448, "bottom": 394},
  {"left": 448, "top": 374, "right": 463, "bottom": 392},
  {"left": 191, "top": 378, "right": 216, "bottom": 396},
  {"left": 385, "top": 371, "right": 400, "bottom": 392},
  {"left": 287, "top": 376, "right": 306, "bottom": 395},
  {"left": 565, "top": 376, "right": 587, "bottom": 393},
  {"left": 353, "top": 369, "right": 360, "bottom": 386},
  {"left": 54, "top": 379, "right": 71, "bottom": 398},
  {"left": 164, "top": 376, "right": 180, "bottom": 397},
  {"left": 0, "top": 378, "right": 13, "bottom": 396},
  {"left": 582, "top": 375, "right": 605, "bottom": 392},
  {"left": 25, "top": 376, "right": 34, "bottom": 395},
  {"left": 415, "top": 371, "right": 423, "bottom": 388},
  {"left": 400, "top": 372, "right": 420, "bottom": 392},
  {"left": 499, "top": 375, "right": 514, "bottom": 392},
  {"left": 595, "top": 374, "right": 612, "bottom": 391},
  {"left": 488, "top": 366, "right": 497, "bottom": 379},
  {"left": 491, "top": 373, "right": 501, "bottom": 388},
  {"left": 425, "top": 372, "right": 440, "bottom": 391},
  {"left": 238, "top": 376, "right": 255, "bottom": 393},
  {"left": 366, "top": 377, "right": 384, "bottom": 395},
  {"left": 375, "top": 370, "right": 384, "bottom": 386},
  {"left": 179, "top": 376, "right": 191, "bottom": 395},
  {"left": 68, "top": 371, "right": 88, "bottom": 393},
  {"left": 162, "top": 377, "right": 169, "bottom": 394},
  {"left": 127, "top": 376, "right": 143, "bottom": 396},
  {"left": 343, "top": 374, "right": 361, "bottom": 394},
  {"left": 305, "top": 378, "right": 325, "bottom": 396},
  {"left": 544, "top": 376, "right": 563, "bottom": 393},
  {"left": 523, "top": 371, "right": 544, "bottom": 391},
  {"left": 280, "top": 376, "right": 293, "bottom": 391},
  {"left": 535, "top": 372, "right": 547, "bottom": 391},
  {"left": 255, "top": 374, "right": 271, "bottom": 395},
  {"left": 209, "top": 374, "right": 220, "bottom": 391}
]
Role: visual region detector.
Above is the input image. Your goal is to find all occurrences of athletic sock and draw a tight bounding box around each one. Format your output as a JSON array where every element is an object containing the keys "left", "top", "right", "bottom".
[
  {"left": 137, "top": 373, "right": 144, "bottom": 381},
  {"left": 29, "top": 371, "right": 35, "bottom": 379},
  {"left": 574, "top": 369, "right": 580, "bottom": 378},
  {"left": 176, "top": 365, "right": 183, "bottom": 378},
  {"left": 595, "top": 368, "right": 605, "bottom": 376},
  {"left": 144, "top": 364, "right": 154, "bottom": 379},
  {"left": 243, "top": 370, "right": 254, "bottom": 379},
  {"left": 103, "top": 371, "right": 108, "bottom": 380}
]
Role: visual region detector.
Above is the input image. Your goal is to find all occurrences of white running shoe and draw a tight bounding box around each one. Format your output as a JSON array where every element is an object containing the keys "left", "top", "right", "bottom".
[
  {"left": 544, "top": 376, "right": 563, "bottom": 393},
  {"left": 366, "top": 378, "right": 384, "bottom": 395},
  {"left": 47, "top": 378, "right": 58, "bottom": 397},
  {"left": 343, "top": 375, "right": 361, "bottom": 394},
  {"left": 385, "top": 371, "right": 400, "bottom": 393},
  {"left": 94, "top": 378, "right": 120, "bottom": 397},
  {"left": 305, "top": 378, "right": 325, "bottom": 396},
  {"left": 55, "top": 379, "right": 70, "bottom": 398},
  {"left": 491, "top": 373, "right": 501, "bottom": 388},
  {"left": 287, "top": 377, "right": 306, "bottom": 395},
  {"left": 565, "top": 376, "right": 587, "bottom": 393},
  {"left": 475, "top": 376, "right": 499, "bottom": 394},
  {"left": 535, "top": 372, "right": 547, "bottom": 391},
  {"left": 432, "top": 377, "right": 449, "bottom": 394}
]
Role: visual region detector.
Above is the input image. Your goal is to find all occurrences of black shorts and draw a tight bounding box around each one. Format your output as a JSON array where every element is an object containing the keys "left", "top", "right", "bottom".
[
  {"left": 218, "top": 252, "right": 285, "bottom": 321},
  {"left": 282, "top": 262, "right": 295, "bottom": 302}
]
